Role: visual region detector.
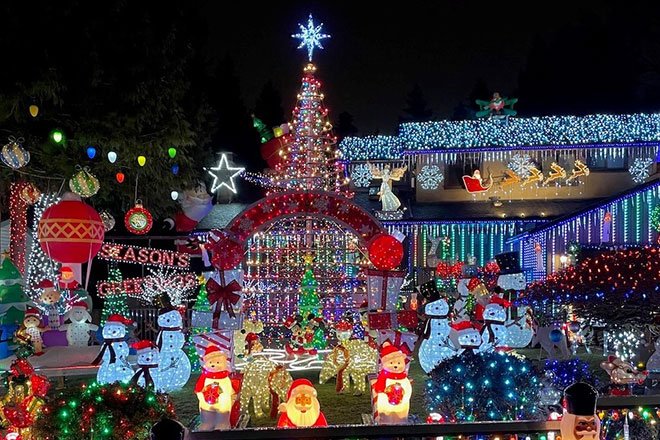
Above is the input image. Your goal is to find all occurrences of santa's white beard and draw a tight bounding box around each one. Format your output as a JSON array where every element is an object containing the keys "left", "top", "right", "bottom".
[
  {"left": 284, "top": 400, "right": 321, "bottom": 427},
  {"left": 560, "top": 413, "right": 600, "bottom": 440}
]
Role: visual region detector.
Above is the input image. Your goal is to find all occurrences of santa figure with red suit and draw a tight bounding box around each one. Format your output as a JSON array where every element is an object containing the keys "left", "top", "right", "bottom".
[
  {"left": 195, "top": 346, "right": 239, "bottom": 431},
  {"left": 371, "top": 342, "right": 412, "bottom": 424},
  {"left": 277, "top": 379, "right": 328, "bottom": 428}
]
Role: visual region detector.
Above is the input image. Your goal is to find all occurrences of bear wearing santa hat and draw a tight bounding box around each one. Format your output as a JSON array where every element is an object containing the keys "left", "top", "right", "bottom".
[
  {"left": 195, "top": 346, "right": 239, "bottom": 431},
  {"left": 560, "top": 382, "right": 600, "bottom": 440},
  {"left": 371, "top": 342, "right": 412, "bottom": 425},
  {"left": 277, "top": 378, "right": 328, "bottom": 428}
]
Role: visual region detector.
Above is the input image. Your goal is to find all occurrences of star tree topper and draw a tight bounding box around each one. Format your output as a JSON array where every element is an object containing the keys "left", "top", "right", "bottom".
[
  {"left": 292, "top": 14, "right": 330, "bottom": 61},
  {"left": 207, "top": 153, "right": 245, "bottom": 194}
]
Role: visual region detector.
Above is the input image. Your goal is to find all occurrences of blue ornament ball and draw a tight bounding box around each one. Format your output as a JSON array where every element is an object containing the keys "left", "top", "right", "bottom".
[{"left": 549, "top": 329, "right": 564, "bottom": 343}]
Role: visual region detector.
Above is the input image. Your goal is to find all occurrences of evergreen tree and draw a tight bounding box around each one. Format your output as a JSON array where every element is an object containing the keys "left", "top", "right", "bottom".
[
  {"left": 452, "top": 78, "right": 490, "bottom": 120},
  {"left": 100, "top": 266, "right": 129, "bottom": 325},
  {"left": 400, "top": 83, "right": 433, "bottom": 123},
  {"left": 0, "top": 1, "right": 215, "bottom": 216},
  {"left": 254, "top": 80, "right": 285, "bottom": 129},
  {"left": 335, "top": 111, "right": 358, "bottom": 141}
]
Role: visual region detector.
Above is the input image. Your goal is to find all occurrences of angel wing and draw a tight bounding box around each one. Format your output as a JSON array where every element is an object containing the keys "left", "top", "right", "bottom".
[
  {"left": 367, "top": 162, "right": 383, "bottom": 179},
  {"left": 389, "top": 165, "right": 407, "bottom": 181}
]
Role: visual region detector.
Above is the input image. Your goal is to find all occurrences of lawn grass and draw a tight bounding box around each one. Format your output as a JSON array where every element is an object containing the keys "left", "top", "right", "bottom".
[{"left": 50, "top": 346, "right": 609, "bottom": 429}]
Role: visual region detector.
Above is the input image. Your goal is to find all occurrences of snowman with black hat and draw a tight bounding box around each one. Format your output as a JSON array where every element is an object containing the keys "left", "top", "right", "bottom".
[{"left": 560, "top": 382, "right": 600, "bottom": 440}]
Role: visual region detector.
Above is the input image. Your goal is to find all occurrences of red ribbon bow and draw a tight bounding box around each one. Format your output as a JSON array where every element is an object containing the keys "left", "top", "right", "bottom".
[{"left": 207, "top": 278, "right": 242, "bottom": 318}]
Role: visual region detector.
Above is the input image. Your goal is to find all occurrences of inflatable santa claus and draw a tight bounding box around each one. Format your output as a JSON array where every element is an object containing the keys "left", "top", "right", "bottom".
[{"left": 277, "top": 379, "right": 328, "bottom": 428}]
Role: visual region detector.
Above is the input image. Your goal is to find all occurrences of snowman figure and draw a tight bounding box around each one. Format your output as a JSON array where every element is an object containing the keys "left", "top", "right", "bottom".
[
  {"left": 495, "top": 252, "right": 526, "bottom": 292},
  {"left": 419, "top": 298, "right": 457, "bottom": 373},
  {"left": 156, "top": 308, "right": 191, "bottom": 392},
  {"left": 131, "top": 340, "right": 161, "bottom": 390},
  {"left": 646, "top": 337, "right": 660, "bottom": 372},
  {"left": 94, "top": 314, "right": 133, "bottom": 384},
  {"left": 449, "top": 321, "right": 489, "bottom": 355},
  {"left": 481, "top": 297, "right": 511, "bottom": 349}
]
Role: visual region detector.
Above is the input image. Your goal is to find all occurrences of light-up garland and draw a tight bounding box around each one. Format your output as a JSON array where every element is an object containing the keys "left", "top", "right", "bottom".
[
  {"left": 34, "top": 381, "right": 175, "bottom": 440},
  {"left": 8, "top": 182, "right": 28, "bottom": 274},
  {"left": 96, "top": 243, "right": 190, "bottom": 269},
  {"left": 24, "top": 194, "right": 60, "bottom": 301}
]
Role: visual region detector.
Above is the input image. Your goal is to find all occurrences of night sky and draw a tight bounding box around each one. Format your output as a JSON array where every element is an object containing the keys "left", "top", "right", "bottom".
[{"left": 202, "top": 1, "right": 658, "bottom": 134}]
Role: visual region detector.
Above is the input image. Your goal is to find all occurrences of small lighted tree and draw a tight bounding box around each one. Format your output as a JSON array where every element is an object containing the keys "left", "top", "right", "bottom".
[
  {"left": 187, "top": 276, "right": 212, "bottom": 372},
  {"left": 100, "top": 266, "right": 129, "bottom": 326}
]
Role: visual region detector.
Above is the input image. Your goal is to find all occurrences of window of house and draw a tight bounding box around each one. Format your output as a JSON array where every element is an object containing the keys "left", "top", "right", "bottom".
[{"left": 587, "top": 152, "right": 628, "bottom": 170}]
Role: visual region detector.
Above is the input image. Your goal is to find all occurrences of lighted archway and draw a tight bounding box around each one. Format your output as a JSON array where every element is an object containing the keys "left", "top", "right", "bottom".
[{"left": 225, "top": 191, "right": 387, "bottom": 245}]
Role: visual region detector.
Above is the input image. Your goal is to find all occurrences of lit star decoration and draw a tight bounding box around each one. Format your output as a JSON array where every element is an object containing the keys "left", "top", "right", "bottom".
[
  {"left": 292, "top": 14, "right": 330, "bottom": 61},
  {"left": 206, "top": 153, "right": 245, "bottom": 194}
]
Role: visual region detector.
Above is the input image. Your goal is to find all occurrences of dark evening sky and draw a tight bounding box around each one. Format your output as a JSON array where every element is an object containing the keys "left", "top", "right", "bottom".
[{"left": 202, "top": 1, "right": 657, "bottom": 134}]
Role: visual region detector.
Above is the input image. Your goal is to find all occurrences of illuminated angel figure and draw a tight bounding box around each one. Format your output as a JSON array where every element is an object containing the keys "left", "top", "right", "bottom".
[{"left": 368, "top": 163, "right": 407, "bottom": 211}]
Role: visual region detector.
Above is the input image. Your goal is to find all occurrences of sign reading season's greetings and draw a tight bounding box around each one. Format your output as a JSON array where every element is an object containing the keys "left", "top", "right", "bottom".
[
  {"left": 97, "top": 243, "right": 190, "bottom": 269},
  {"left": 96, "top": 273, "right": 198, "bottom": 298}
]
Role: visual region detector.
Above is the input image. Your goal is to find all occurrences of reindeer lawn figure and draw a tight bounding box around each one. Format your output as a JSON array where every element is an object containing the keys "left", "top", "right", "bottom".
[
  {"left": 601, "top": 355, "right": 648, "bottom": 396},
  {"left": 319, "top": 339, "right": 379, "bottom": 395},
  {"left": 240, "top": 359, "right": 292, "bottom": 419}
]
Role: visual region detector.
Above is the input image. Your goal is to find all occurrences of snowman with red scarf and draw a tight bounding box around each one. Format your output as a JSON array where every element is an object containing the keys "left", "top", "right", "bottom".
[{"left": 372, "top": 342, "right": 412, "bottom": 424}]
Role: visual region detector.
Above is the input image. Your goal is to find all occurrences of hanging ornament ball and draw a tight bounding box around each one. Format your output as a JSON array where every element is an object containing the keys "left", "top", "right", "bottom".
[
  {"left": 171, "top": 191, "right": 179, "bottom": 201},
  {"left": 38, "top": 193, "right": 105, "bottom": 263},
  {"left": 99, "top": 210, "right": 115, "bottom": 231},
  {"left": 137, "top": 155, "right": 146, "bottom": 167},
  {"left": 124, "top": 202, "right": 153, "bottom": 235},
  {"left": 168, "top": 147, "right": 177, "bottom": 159},
  {"left": 172, "top": 164, "right": 179, "bottom": 175},
  {"left": 29, "top": 104, "right": 39, "bottom": 117},
  {"left": 1, "top": 137, "right": 30, "bottom": 169},
  {"left": 208, "top": 229, "right": 243, "bottom": 270},
  {"left": 107, "top": 151, "right": 117, "bottom": 163},
  {"left": 86, "top": 146, "right": 96, "bottom": 159},
  {"left": 69, "top": 167, "right": 100, "bottom": 198},
  {"left": 568, "top": 321, "right": 581, "bottom": 333},
  {"left": 20, "top": 182, "right": 41, "bottom": 205},
  {"left": 368, "top": 234, "right": 404, "bottom": 270},
  {"left": 549, "top": 329, "right": 564, "bottom": 343},
  {"left": 116, "top": 172, "right": 125, "bottom": 183}
]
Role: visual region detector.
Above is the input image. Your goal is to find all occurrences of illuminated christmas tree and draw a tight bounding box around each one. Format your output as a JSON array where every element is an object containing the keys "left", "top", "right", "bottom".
[
  {"left": 249, "top": 62, "right": 349, "bottom": 195},
  {"left": 100, "top": 266, "right": 129, "bottom": 326},
  {"left": 242, "top": 17, "right": 365, "bottom": 332},
  {"left": 298, "top": 255, "right": 321, "bottom": 317},
  {"left": 187, "top": 276, "right": 212, "bottom": 372},
  {"left": 24, "top": 194, "right": 60, "bottom": 302}
]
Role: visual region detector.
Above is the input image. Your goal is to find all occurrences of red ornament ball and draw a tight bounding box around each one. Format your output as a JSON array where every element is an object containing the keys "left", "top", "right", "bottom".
[
  {"left": 124, "top": 203, "right": 153, "bottom": 235},
  {"left": 38, "top": 198, "right": 104, "bottom": 263},
  {"left": 208, "top": 230, "right": 243, "bottom": 270},
  {"left": 368, "top": 234, "right": 403, "bottom": 270}
]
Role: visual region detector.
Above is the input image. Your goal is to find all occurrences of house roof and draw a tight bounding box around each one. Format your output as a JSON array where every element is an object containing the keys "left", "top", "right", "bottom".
[{"left": 340, "top": 112, "right": 660, "bottom": 160}]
